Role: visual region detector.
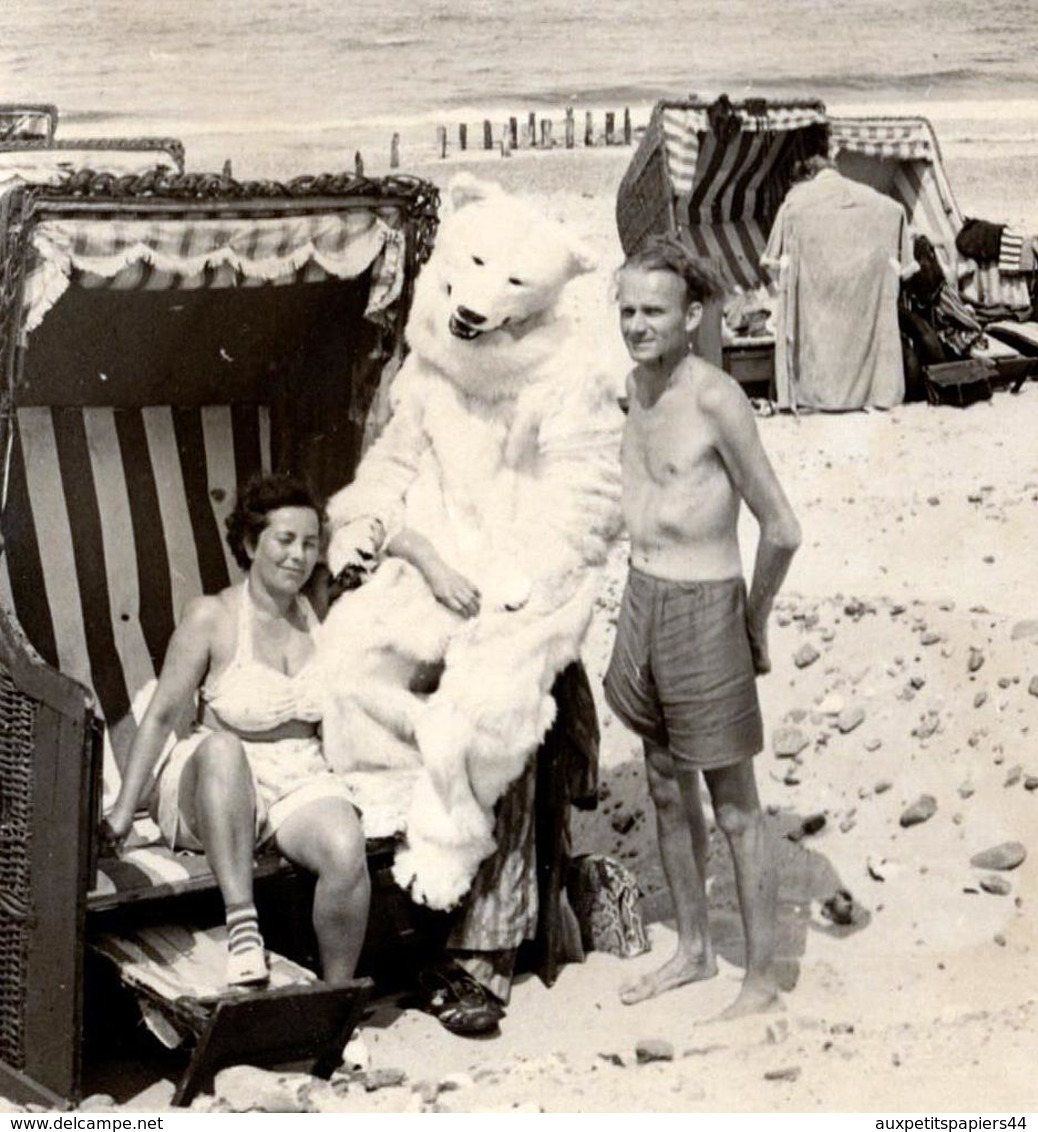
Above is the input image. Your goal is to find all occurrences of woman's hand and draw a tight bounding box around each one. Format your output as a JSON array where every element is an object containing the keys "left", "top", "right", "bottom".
[
  {"left": 428, "top": 563, "right": 481, "bottom": 619},
  {"left": 98, "top": 807, "right": 133, "bottom": 856}
]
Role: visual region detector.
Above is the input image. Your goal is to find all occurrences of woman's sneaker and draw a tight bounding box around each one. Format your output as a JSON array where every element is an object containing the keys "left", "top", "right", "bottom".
[{"left": 226, "top": 944, "right": 269, "bottom": 988}]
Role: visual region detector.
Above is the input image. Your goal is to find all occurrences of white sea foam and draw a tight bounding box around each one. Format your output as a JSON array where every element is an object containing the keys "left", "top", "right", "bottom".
[{"left": 4, "top": 0, "right": 1038, "bottom": 170}]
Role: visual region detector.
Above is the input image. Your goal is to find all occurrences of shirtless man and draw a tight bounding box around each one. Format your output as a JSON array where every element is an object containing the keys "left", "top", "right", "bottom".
[{"left": 604, "top": 235, "right": 801, "bottom": 1018}]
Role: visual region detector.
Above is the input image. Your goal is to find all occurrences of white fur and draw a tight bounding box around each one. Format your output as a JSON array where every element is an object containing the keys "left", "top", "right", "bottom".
[{"left": 319, "top": 175, "right": 623, "bottom": 909}]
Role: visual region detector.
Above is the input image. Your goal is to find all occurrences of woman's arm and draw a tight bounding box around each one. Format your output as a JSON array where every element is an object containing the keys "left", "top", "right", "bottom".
[
  {"left": 387, "top": 527, "right": 481, "bottom": 619},
  {"left": 102, "top": 597, "right": 218, "bottom": 843}
]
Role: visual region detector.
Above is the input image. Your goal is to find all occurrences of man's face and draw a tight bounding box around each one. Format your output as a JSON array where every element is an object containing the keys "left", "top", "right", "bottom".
[{"left": 618, "top": 267, "right": 702, "bottom": 368}]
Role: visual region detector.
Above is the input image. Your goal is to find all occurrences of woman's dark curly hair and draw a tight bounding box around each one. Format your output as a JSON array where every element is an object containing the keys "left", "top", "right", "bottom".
[{"left": 225, "top": 472, "right": 326, "bottom": 571}]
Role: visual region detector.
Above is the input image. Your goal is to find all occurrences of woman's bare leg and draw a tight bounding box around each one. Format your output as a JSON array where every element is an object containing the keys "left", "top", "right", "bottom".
[{"left": 275, "top": 796, "right": 371, "bottom": 985}]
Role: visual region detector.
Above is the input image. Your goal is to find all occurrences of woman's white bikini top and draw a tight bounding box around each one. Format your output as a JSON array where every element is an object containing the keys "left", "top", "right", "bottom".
[{"left": 201, "top": 581, "right": 323, "bottom": 732}]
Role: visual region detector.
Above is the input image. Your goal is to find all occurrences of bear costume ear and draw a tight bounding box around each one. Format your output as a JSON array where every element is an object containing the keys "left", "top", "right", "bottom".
[
  {"left": 446, "top": 172, "right": 501, "bottom": 211},
  {"left": 566, "top": 237, "right": 597, "bottom": 277}
]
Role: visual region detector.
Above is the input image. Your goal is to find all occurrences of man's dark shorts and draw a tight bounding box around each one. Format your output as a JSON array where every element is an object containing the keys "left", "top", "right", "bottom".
[{"left": 604, "top": 567, "right": 763, "bottom": 771}]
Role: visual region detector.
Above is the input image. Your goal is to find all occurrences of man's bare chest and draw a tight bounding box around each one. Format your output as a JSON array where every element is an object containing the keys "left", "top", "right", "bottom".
[{"left": 623, "top": 406, "right": 718, "bottom": 488}]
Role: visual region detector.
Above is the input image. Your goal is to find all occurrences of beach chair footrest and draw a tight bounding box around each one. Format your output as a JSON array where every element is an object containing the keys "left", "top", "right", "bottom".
[{"left": 90, "top": 925, "right": 372, "bottom": 1107}]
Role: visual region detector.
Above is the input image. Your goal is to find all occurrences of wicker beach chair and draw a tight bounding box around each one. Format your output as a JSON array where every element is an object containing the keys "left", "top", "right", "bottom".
[
  {"left": 0, "top": 162, "right": 440, "bottom": 1105},
  {"left": 616, "top": 98, "right": 1035, "bottom": 398}
]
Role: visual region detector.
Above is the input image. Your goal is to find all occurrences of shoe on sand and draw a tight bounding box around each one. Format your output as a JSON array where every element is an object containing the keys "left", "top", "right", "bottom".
[{"left": 416, "top": 962, "right": 504, "bottom": 1037}]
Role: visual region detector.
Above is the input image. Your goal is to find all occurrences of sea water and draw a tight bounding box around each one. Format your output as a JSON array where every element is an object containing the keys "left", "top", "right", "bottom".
[{"left": 2, "top": 0, "right": 1037, "bottom": 170}]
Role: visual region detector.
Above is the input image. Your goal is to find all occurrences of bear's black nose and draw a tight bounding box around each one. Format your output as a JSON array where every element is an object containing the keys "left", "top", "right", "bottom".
[{"left": 455, "top": 305, "right": 486, "bottom": 326}]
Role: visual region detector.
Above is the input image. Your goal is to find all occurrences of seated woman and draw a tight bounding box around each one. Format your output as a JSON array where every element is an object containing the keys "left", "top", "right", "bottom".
[{"left": 102, "top": 473, "right": 369, "bottom": 989}]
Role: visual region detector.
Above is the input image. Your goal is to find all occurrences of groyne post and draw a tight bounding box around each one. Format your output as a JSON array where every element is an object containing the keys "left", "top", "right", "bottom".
[
  {"left": 605, "top": 112, "right": 615, "bottom": 145},
  {"left": 540, "top": 119, "right": 553, "bottom": 148},
  {"left": 624, "top": 107, "right": 632, "bottom": 144},
  {"left": 354, "top": 151, "right": 364, "bottom": 176},
  {"left": 527, "top": 111, "right": 536, "bottom": 147},
  {"left": 437, "top": 125, "right": 447, "bottom": 159},
  {"left": 501, "top": 123, "right": 512, "bottom": 159},
  {"left": 459, "top": 123, "right": 468, "bottom": 151},
  {"left": 483, "top": 120, "right": 493, "bottom": 149},
  {"left": 565, "top": 108, "right": 574, "bottom": 149},
  {"left": 390, "top": 132, "right": 400, "bottom": 169},
  {"left": 585, "top": 111, "right": 594, "bottom": 146},
  {"left": 509, "top": 117, "right": 518, "bottom": 150}
]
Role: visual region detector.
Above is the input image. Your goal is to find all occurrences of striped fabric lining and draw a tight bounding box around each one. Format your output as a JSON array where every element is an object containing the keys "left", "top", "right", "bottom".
[
  {"left": 661, "top": 105, "right": 827, "bottom": 197},
  {"left": 832, "top": 118, "right": 963, "bottom": 281},
  {"left": 0, "top": 404, "right": 271, "bottom": 762},
  {"left": 660, "top": 111, "right": 964, "bottom": 295},
  {"left": 679, "top": 128, "right": 810, "bottom": 290},
  {"left": 998, "top": 230, "right": 1026, "bottom": 274},
  {"left": 830, "top": 119, "right": 934, "bottom": 161}
]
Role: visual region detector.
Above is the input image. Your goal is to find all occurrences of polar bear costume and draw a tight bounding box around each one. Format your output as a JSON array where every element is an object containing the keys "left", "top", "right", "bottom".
[{"left": 319, "top": 174, "right": 622, "bottom": 910}]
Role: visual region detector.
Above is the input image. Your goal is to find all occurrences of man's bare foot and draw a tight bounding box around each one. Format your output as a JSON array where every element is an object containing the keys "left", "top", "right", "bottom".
[
  {"left": 713, "top": 978, "right": 783, "bottom": 1021},
  {"left": 620, "top": 950, "right": 718, "bottom": 1005}
]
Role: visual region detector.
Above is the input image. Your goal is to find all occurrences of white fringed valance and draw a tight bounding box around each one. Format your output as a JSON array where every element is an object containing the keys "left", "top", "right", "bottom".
[{"left": 23, "top": 208, "right": 405, "bottom": 333}]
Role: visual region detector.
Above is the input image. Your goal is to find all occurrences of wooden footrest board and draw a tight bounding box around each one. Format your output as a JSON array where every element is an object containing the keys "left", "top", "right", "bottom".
[{"left": 91, "top": 924, "right": 373, "bottom": 1106}]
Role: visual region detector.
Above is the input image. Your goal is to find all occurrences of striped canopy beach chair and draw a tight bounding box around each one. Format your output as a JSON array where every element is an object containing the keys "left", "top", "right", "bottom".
[
  {"left": 615, "top": 97, "right": 1020, "bottom": 394},
  {"left": 0, "top": 160, "right": 439, "bottom": 1105}
]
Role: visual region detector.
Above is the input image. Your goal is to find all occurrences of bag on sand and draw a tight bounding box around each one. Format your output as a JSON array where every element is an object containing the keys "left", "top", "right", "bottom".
[
  {"left": 566, "top": 853, "right": 649, "bottom": 959},
  {"left": 923, "top": 358, "right": 994, "bottom": 408}
]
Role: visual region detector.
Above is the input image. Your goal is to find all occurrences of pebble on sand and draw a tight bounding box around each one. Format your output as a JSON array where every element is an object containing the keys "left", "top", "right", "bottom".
[
  {"left": 900, "top": 795, "right": 938, "bottom": 828},
  {"left": 635, "top": 1038, "right": 675, "bottom": 1064},
  {"left": 980, "top": 875, "right": 1012, "bottom": 896},
  {"left": 968, "top": 648, "right": 985, "bottom": 673},
  {"left": 1028, "top": 676, "right": 1038, "bottom": 698},
  {"left": 794, "top": 643, "right": 821, "bottom": 668},
  {"left": 763, "top": 1066, "right": 801, "bottom": 1082},
  {"left": 969, "top": 841, "right": 1027, "bottom": 871},
  {"left": 773, "top": 726, "right": 811, "bottom": 758},
  {"left": 920, "top": 630, "right": 942, "bottom": 646},
  {"left": 837, "top": 706, "right": 865, "bottom": 733}
]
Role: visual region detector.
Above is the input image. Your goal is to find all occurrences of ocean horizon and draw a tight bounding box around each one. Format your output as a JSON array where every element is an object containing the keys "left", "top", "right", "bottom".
[{"left": 3, "top": 0, "right": 1038, "bottom": 171}]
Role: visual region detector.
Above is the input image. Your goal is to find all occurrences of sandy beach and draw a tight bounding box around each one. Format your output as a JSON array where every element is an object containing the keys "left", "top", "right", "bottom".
[
  {"left": 321, "top": 145, "right": 1038, "bottom": 1114},
  {"left": 6, "top": 135, "right": 1035, "bottom": 1117}
]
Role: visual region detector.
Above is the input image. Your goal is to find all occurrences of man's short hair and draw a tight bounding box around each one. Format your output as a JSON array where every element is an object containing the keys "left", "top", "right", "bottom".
[
  {"left": 620, "top": 234, "right": 725, "bottom": 305},
  {"left": 791, "top": 154, "right": 835, "bottom": 183}
]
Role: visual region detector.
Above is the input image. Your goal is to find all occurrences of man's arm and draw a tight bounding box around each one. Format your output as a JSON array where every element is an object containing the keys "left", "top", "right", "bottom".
[{"left": 704, "top": 377, "right": 801, "bottom": 674}]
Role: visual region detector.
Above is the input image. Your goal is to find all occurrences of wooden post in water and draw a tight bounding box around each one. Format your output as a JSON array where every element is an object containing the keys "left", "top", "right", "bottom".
[
  {"left": 221, "top": 159, "right": 233, "bottom": 178},
  {"left": 390, "top": 132, "right": 400, "bottom": 169},
  {"left": 605, "top": 112, "right": 616, "bottom": 145},
  {"left": 585, "top": 111, "right": 594, "bottom": 146},
  {"left": 354, "top": 151, "right": 364, "bottom": 176},
  {"left": 540, "top": 119, "right": 553, "bottom": 148},
  {"left": 565, "top": 108, "right": 574, "bottom": 149},
  {"left": 437, "top": 125, "right": 447, "bottom": 158},
  {"left": 500, "top": 124, "right": 512, "bottom": 158},
  {"left": 459, "top": 123, "right": 468, "bottom": 151},
  {"left": 509, "top": 117, "right": 518, "bottom": 150},
  {"left": 624, "top": 107, "right": 632, "bottom": 144},
  {"left": 527, "top": 111, "right": 536, "bottom": 147},
  {"left": 483, "top": 120, "right": 493, "bottom": 149}
]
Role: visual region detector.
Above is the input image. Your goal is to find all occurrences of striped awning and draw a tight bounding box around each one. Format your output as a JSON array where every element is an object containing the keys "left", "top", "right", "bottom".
[
  {"left": 0, "top": 404, "right": 272, "bottom": 761},
  {"left": 23, "top": 209, "right": 405, "bottom": 334},
  {"left": 830, "top": 118, "right": 935, "bottom": 161},
  {"left": 662, "top": 104, "right": 827, "bottom": 196}
]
